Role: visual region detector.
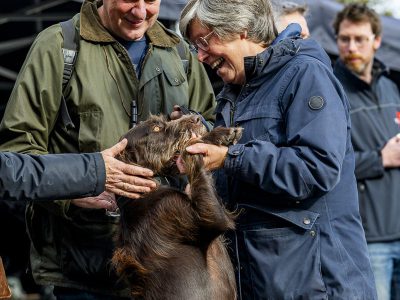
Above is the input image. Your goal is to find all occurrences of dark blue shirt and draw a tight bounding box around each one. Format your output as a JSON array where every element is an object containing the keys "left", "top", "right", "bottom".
[{"left": 120, "top": 36, "right": 148, "bottom": 78}]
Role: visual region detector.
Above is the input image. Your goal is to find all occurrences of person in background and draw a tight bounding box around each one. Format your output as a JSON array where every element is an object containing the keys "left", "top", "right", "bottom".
[
  {"left": 158, "top": 0, "right": 188, "bottom": 31},
  {"left": 0, "top": 0, "right": 215, "bottom": 298},
  {"left": 179, "top": 0, "right": 377, "bottom": 298},
  {"left": 0, "top": 139, "right": 154, "bottom": 202},
  {"left": 273, "top": 1, "right": 310, "bottom": 38},
  {"left": 333, "top": 4, "right": 400, "bottom": 300}
]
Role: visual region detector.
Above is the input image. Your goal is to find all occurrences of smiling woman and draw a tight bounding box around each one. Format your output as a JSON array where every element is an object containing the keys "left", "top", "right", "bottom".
[
  {"left": 179, "top": 0, "right": 377, "bottom": 298},
  {"left": 181, "top": 8, "right": 273, "bottom": 85}
]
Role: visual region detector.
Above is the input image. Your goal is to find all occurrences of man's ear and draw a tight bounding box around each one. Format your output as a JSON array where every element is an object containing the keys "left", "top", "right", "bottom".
[{"left": 373, "top": 35, "right": 382, "bottom": 51}]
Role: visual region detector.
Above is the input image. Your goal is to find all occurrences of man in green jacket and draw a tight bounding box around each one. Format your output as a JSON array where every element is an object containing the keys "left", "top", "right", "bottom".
[{"left": 0, "top": 0, "right": 215, "bottom": 298}]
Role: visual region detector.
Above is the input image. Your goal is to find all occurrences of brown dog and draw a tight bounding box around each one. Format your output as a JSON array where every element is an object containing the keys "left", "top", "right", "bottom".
[{"left": 112, "top": 115, "right": 241, "bottom": 300}]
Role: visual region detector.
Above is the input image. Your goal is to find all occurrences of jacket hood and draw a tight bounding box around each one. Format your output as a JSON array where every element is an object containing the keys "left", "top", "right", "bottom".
[
  {"left": 218, "top": 25, "right": 333, "bottom": 99},
  {"left": 244, "top": 24, "right": 333, "bottom": 84}
]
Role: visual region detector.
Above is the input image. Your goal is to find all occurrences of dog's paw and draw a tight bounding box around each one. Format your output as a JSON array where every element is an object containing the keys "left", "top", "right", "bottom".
[
  {"left": 181, "top": 150, "right": 204, "bottom": 175},
  {"left": 202, "top": 127, "right": 243, "bottom": 146}
]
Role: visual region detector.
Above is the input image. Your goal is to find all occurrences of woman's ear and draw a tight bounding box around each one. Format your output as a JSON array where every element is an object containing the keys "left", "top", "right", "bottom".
[{"left": 240, "top": 30, "right": 248, "bottom": 40}]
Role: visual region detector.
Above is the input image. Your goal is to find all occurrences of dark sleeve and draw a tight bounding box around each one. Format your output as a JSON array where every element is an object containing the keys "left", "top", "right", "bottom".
[
  {"left": 0, "top": 152, "right": 105, "bottom": 201},
  {"left": 353, "top": 150, "right": 385, "bottom": 180}
]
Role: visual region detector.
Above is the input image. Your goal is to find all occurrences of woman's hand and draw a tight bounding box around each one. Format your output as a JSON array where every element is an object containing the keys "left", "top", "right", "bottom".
[{"left": 185, "top": 143, "right": 228, "bottom": 171}]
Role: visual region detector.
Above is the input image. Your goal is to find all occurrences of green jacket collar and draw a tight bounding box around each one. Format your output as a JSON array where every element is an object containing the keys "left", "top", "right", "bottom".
[{"left": 80, "top": 0, "right": 180, "bottom": 47}]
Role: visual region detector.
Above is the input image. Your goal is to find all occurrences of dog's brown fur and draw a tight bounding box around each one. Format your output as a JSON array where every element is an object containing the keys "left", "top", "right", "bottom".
[{"left": 112, "top": 115, "right": 241, "bottom": 300}]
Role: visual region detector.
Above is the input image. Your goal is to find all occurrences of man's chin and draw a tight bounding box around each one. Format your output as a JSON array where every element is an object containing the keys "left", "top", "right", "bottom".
[{"left": 345, "top": 62, "right": 366, "bottom": 76}]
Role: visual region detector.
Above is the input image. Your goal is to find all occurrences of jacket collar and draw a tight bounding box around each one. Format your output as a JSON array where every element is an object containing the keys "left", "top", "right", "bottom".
[
  {"left": 80, "top": 0, "right": 180, "bottom": 47},
  {"left": 334, "top": 58, "right": 389, "bottom": 90},
  {"left": 218, "top": 33, "right": 301, "bottom": 100}
]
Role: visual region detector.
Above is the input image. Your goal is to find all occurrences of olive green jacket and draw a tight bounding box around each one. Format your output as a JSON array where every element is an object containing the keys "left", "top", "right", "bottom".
[{"left": 0, "top": 0, "right": 215, "bottom": 296}]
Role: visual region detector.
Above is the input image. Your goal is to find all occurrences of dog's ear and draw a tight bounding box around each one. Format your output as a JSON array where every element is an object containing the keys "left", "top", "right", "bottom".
[{"left": 122, "top": 116, "right": 168, "bottom": 144}]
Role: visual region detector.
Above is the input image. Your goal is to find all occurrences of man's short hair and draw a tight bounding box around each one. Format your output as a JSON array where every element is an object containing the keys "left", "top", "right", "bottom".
[
  {"left": 333, "top": 3, "right": 382, "bottom": 37},
  {"left": 274, "top": 1, "right": 308, "bottom": 18}
]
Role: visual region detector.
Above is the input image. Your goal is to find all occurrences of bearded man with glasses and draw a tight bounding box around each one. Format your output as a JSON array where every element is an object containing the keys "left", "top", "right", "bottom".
[{"left": 333, "top": 4, "right": 400, "bottom": 300}]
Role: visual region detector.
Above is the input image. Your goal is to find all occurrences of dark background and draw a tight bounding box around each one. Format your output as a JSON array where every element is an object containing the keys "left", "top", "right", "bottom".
[{"left": 0, "top": 0, "right": 82, "bottom": 121}]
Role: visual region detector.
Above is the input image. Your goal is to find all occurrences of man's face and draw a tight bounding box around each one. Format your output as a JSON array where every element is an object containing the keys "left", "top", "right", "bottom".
[
  {"left": 98, "top": 0, "right": 160, "bottom": 41},
  {"left": 278, "top": 12, "right": 310, "bottom": 39},
  {"left": 337, "top": 19, "right": 381, "bottom": 77}
]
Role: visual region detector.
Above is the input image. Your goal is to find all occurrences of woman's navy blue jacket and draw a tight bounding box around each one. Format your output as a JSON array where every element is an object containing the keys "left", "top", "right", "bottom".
[{"left": 214, "top": 26, "right": 377, "bottom": 299}]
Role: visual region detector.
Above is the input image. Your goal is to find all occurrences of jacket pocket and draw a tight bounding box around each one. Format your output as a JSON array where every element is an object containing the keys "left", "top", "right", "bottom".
[
  {"left": 241, "top": 225, "right": 327, "bottom": 300},
  {"left": 78, "top": 110, "right": 103, "bottom": 152},
  {"left": 234, "top": 105, "right": 285, "bottom": 145},
  {"left": 159, "top": 66, "right": 188, "bottom": 109},
  {"left": 162, "top": 66, "right": 186, "bottom": 87},
  {"left": 139, "top": 62, "right": 188, "bottom": 118}
]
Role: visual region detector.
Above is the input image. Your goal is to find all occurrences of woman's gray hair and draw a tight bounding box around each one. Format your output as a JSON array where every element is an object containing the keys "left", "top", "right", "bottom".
[{"left": 179, "top": 0, "right": 278, "bottom": 45}]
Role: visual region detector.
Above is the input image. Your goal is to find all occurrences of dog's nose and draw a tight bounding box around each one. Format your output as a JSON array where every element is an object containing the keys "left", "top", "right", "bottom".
[{"left": 191, "top": 116, "right": 201, "bottom": 124}]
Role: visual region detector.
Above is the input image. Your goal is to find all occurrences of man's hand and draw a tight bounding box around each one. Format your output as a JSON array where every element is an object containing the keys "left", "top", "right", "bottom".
[
  {"left": 381, "top": 134, "right": 400, "bottom": 168},
  {"left": 71, "top": 191, "right": 116, "bottom": 210},
  {"left": 101, "top": 139, "right": 157, "bottom": 198},
  {"left": 170, "top": 105, "right": 184, "bottom": 120}
]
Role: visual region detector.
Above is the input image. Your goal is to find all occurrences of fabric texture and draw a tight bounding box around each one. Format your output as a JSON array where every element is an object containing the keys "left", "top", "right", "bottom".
[
  {"left": 367, "top": 241, "right": 400, "bottom": 300},
  {"left": 0, "top": 152, "right": 105, "bottom": 202}
]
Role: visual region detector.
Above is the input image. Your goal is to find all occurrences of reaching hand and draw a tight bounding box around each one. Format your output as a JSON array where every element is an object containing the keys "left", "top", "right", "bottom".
[
  {"left": 101, "top": 139, "right": 157, "bottom": 199},
  {"left": 185, "top": 143, "right": 228, "bottom": 171},
  {"left": 170, "top": 105, "right": 184, "bottom": 120},
  {"left": 71, "top": 191, "right": 116, "bottom": 210}
]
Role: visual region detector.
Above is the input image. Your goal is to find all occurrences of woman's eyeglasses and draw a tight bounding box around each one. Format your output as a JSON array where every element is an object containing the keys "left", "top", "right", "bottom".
[{"left": 189, "top": 30, "right": 215, "bottom": 52}]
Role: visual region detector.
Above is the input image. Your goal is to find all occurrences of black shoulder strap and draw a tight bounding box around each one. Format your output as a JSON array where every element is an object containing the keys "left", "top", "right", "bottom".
[
  {"left": 59, "top": 19, "right": 79, "bottom": 129},
  {"left": 176, "top": 38, "right": 189, "bottom": 73},
  {"left": 165, "top": 28, "right": 189, "bottom": 74}
]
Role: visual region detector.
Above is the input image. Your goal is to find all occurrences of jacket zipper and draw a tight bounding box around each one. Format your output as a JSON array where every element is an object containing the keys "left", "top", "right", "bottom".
[{"left": 230, "top": 84, "right": 247, "bottom": 126}]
